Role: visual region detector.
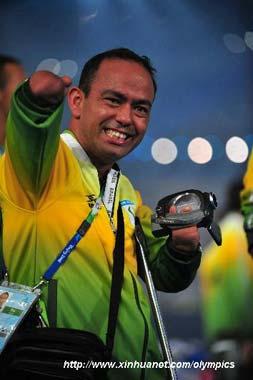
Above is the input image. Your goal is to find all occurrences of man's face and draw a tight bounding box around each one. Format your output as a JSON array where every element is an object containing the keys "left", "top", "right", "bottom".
[
  {"left": 0, "top": 292, "right": 9, "bottom": 306},
  {"left": 0, "top": 63, "right": 25, "bottom": 116},
  {"left": 77, "top": 59, "right": 155, "bottom": 168}
]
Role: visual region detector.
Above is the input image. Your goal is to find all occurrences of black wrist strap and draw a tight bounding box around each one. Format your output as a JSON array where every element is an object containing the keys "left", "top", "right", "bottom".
[{"left": 106, "top": 204, "right": 125, "bottom": 356}]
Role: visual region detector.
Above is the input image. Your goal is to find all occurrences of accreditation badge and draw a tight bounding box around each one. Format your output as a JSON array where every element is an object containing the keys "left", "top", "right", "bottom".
[{"left": 0, "top": 282, "right": 40, "bottom": 353}]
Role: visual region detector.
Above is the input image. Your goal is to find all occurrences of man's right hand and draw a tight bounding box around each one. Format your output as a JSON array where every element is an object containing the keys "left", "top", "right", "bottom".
[{"left": 29, "top": 71, "right": 72, "bottom": 106}]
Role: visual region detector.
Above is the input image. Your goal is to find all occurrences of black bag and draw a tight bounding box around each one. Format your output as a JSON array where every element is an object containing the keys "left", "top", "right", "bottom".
[
  {"left": 0, "top": 327, "right": 110, "bottom": 380},
  {"left": 0, "top": 206, "right": 125, "bottom": 380}
]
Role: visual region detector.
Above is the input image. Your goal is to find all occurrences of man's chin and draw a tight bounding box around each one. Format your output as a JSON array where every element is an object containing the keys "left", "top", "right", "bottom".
[
  {"left": 104, "top": 152, "right": 128, "bottom": 164},
  {"left": 103, "top": 146, "right": 132, "bottom": 162},
  {"left": 97, "top": 139, "right": 141, "bottom": 164}
]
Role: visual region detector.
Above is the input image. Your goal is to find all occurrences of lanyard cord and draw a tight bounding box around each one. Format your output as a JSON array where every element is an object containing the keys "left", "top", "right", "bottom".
[
  {"left": 39, "top": 167, "right": 120, "bottom": 286},
  {"left": 0, "top": 195, "right": 104, "bottom": 286},
  {"left": 42, "top": 194, "right": 104, "bottom": 282}
]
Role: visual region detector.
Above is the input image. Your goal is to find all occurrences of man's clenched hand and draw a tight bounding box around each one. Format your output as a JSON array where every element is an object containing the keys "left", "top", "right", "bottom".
[
  {"left": 170, "top": 205, "right": 200, "bottom": 253},
  {"left": 29, "top": 71, "right": 72, "bottom": 106},
  {"left": 171, "top": 226, "right": 200, "bottom": 253}
]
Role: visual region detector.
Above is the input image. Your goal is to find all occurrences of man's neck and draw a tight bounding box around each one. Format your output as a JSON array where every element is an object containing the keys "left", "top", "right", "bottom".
[
  {"left": 90, "top": 158, "right": 112, "bottom": 180},
  {"left": 68, "top": 126, "right": 114, "bottom": 179}
]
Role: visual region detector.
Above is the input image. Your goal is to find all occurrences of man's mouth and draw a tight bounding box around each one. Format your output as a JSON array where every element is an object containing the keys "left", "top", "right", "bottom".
[{"left": 103, "top": 128, "right": 132, "bottom": 141}]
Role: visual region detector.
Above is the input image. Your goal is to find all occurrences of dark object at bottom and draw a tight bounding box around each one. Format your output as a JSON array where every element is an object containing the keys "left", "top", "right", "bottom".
[{"left": 0, "top": 327, "right": 110, "bottom": 380}]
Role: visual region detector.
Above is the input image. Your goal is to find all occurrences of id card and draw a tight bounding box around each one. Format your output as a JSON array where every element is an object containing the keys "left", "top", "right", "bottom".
[{"left": 0, "top": 282, "right": 40, "bottom": 353}]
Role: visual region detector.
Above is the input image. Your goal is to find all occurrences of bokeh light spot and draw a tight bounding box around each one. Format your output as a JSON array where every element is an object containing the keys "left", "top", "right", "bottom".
[
  {"left": 151, "top": 138, "right": 177, "bottom": 164},
  {"left": 188, "top": 138, "right": 213, "bottom": 164},
  {"left": 226, "top": 136, "right": 248, "bottom": 163}
]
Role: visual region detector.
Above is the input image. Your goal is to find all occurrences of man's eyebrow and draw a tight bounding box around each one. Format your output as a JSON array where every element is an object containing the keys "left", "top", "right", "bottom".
[
  {"left": 132, "top": 99, "right": 152, "bottom": 108},
  {"left": 101, "top": 89, "right": 152, "bottom": 108},
  {"left": 101, "top": 90, "right": 127, "bottom": 101}
]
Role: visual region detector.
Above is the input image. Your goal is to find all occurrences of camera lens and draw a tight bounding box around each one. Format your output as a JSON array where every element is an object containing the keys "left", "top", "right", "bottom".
[{"left": 171, "top": 193, "right": 201, "bottom": 214}]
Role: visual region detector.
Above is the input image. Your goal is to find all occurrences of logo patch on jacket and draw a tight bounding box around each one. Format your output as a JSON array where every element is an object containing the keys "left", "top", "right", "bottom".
[
  {"left": 86, "top": 194, "right": 96, "bottom": 208},
  {"left": 120, "top": 200, "right": 135, "bottom": 226}
]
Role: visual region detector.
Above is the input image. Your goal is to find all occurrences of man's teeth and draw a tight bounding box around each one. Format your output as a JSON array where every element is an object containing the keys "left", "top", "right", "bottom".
[{"left": 105, "top": 129, "right": 127, "bottom": 139}]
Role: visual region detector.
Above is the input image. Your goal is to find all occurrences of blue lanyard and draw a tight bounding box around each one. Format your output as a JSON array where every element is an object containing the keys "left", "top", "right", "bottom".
[
  {"left": 42, "top": 195, "right": 103, "bottom": 282},
  {"left": 33, "top": 166, "right": 120, "bottom": 290}
]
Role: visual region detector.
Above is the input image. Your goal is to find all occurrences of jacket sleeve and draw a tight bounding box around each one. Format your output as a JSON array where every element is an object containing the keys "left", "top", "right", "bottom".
[
  {"left": 135, "top": 191, "right": 201, "bottom": 292},
  {"left": 5, "top": 80, "right": 64, "bottom": 202},
  {"left": 241, "top": 150, "right": 253, "bottom": 253}
]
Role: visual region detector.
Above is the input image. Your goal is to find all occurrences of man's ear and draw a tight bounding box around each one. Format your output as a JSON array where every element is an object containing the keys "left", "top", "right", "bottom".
[{"left": 67, "top": 87, "right": 84, "bottom": 118}]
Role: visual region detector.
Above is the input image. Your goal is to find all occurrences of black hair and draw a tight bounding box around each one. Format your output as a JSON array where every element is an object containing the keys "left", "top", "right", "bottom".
[
  {"left": 78, "top": 47, "right": 157, "bottom": 96},
  {"left": 0, "top": 54, "right": 21, "bottom": 90}
]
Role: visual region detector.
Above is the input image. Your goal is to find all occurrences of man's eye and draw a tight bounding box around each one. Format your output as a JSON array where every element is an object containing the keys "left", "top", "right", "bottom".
[
  {"left": 135, "top": 105, "right": 149, "bottom": 116},
  {"left": 105, "top": 97, "right": 120, "bottom": 105}
]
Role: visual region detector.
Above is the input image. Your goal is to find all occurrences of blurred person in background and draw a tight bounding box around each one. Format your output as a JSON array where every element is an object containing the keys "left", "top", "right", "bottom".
[{"left": 200, "top": 180, "right": 253, "bottom": 380}]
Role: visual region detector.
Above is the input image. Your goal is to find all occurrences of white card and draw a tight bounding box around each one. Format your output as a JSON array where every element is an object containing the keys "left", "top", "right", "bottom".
[{"left": 0, "top": 282, "right": 40, "bottom": 353}]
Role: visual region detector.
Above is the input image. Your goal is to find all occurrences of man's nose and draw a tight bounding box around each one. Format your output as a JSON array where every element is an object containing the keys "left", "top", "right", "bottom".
[{"left": 115, "top": 103, "right": 132, "bottom": 126}]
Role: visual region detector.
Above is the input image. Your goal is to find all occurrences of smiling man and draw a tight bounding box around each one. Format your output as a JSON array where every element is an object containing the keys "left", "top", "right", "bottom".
[
  {"left": 68, "top": 58, "right": 154, "bottom": 174},
  {"left": 0, "top": 48, "right": 201, "bottom": 379}
]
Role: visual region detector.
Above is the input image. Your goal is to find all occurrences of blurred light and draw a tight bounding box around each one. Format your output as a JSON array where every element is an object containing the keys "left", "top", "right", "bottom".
[
  {"left": 55, "top": 60, "right": 78, "bottom": 78},
  {"left": 36, "top": 58, "right": 59, "bottom": 73},
  {"left": 244, "top": 31, "right": 253, "bottom": 50},
  {"left": 80, "top": 10, "right": 98, "bottom": 23},
  {"left": 151, "top": 138, "right": 177, "bottom": 164},
  {"left": 188, "top": 138, "right": 213, "bottom": 164},
  {"left": 225, "top": 136, "right": 248, "bottom": 163},
  {"left": 36, "top": 58, "right": 78, "bottom": 79},
  {"left": 223, "top": 33, "right": 246, "bottom": 53}
]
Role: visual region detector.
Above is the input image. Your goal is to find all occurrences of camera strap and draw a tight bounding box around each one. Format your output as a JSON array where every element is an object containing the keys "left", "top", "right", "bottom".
[{"left": 106, "top": 204, "right": 125, "bottom": 356}]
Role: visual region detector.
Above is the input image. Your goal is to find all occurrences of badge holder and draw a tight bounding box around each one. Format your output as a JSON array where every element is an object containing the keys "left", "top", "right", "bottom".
[{"left": 0, "top": 280, "right": 41, "bottom": 353}]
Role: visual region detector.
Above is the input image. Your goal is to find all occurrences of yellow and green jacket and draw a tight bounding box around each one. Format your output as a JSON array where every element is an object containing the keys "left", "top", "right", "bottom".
[
  {"left": 200, "top": 212, "right": 253, "bottom": 342},
  {"left": 241, "top": 151, "right": 253, "bottom": 252},
  {"left": 0, "top": 82, "right": 201, "bottom": 380}
]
